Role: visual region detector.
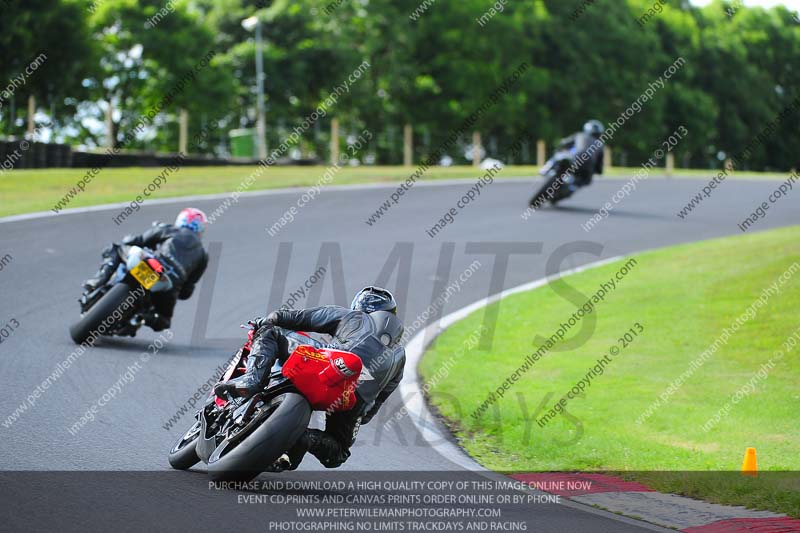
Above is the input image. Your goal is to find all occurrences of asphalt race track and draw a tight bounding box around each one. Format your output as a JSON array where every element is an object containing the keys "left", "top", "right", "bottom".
[{"left": 1, "top": 175, "right": 797, "bottom": 532}]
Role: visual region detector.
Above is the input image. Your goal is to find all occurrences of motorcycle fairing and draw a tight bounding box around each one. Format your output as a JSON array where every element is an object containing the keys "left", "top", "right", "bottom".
[{"left": 281, "top": 345, "right": 363, "bottom": 412}]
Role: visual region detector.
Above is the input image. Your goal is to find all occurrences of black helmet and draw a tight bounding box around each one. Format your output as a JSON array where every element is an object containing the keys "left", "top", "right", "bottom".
[
  {"left": 351, "top": 286, "right": 397, "bottom": 315},
  {"left": 583, "top": 119, "right": 604, "bottom": 138}
]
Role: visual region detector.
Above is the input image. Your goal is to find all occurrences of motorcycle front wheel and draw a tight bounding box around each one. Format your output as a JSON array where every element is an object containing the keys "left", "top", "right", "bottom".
[
  {"left": 529, "top": 174, "right": 563, "bottom": 209},
  {"left": 168, "top": 419, "right": 202, "bottom": 470}
]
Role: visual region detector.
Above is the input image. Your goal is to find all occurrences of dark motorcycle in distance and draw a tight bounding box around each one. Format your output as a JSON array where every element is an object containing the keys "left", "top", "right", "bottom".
[
  {"left": 69, "top": 244, "right": 174, "bottom": 344},
  {"left": 167, "top": 325, "right": 363, "bottom": 481},
  {"left": 529, "top": 144, "right": 579, "bottom": 209}
]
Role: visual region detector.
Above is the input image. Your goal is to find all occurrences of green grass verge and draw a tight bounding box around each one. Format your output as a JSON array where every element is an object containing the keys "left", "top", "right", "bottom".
[
  {"left": 419, "top": 225, "right": 800, "bottom": 516},
  {"left": 0, "top": 164, "right": 791, "bottom": 218}
]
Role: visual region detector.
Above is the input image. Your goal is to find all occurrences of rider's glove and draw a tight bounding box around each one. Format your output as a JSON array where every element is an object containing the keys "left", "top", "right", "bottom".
[{"left": 250, "top": 311, "right": 281, "bottom": 330}]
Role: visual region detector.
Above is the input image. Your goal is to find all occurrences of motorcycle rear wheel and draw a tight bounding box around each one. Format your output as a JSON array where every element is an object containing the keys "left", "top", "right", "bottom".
[
  {"left": 69, "top": 283, "right": 139, "bottom": 344},
  {"left": 206, "top": 392, "right": 311, "bottom": 482}
]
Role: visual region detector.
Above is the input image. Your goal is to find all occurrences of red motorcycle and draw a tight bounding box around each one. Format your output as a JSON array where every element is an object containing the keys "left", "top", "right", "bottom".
[{"left": 168, "top": 325, "right": 362, "bottom": 481}]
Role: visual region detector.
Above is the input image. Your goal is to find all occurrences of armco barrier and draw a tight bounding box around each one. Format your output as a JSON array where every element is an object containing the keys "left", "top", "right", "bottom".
[
  {"left": 0, "top": 140, "right": 319, "bottom": 169},
  {"left": 0, "top": 141, "right": 73, "bottom": 169}
]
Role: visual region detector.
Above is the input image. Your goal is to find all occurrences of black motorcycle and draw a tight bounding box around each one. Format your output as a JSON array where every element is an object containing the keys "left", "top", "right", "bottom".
[
  {"left": 69, "top": 244, "right": 174, "bottom": 344},
  {"left": 529, "top": 145, "right": 579, "bottom": 209}
]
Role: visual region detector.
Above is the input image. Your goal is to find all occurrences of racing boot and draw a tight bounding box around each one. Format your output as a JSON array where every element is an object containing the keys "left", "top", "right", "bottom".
[
  {"left": 214, "top": 327, "right": 284, "bottom": 398},
  {"left": 83, "top": 244, "right": 120, "bottom": 292},
  {"left": 83, "top": 260, "right": 117, "bottom": 292},
  {"left": 264, "top": 454, "right": 293, "bottom": 473},
  {"left": 265, "top": 429, "right": 319, "bottom": 472},
  {"left": 285, "top": 431, "right": 313, "bottom": 471},
  {"left": 305, "top": 428, "right": 351, "bottom": 469},
  {"left": 213, "top": 350, "right": 274, "bottom": 399},
  {"left": 143, "top": 312, "right": 171, "bottom": 332}
]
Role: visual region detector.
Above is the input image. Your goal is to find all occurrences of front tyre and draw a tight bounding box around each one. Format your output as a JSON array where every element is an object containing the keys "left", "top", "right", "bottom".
[
  {"left": 207, "top": 393, "right": 311, "bottom": 482},
  {"left": 168, "top": 420, "right": 201, "bottom": 470},
  {"left": 529, "top": 174, "right": 561, "bottom": 210},
  {"left": 69, "top": 283, "right": 138, "bottom": 344}
]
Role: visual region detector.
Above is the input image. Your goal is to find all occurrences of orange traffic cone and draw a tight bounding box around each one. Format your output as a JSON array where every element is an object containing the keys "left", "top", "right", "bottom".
[{"left": 741, "top": 447, "right": 757, "bottom": 477}]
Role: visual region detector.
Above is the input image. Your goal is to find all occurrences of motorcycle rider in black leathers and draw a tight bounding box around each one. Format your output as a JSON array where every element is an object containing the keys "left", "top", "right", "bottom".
[
  {"left": 561, "top": 119, "right": 605, "bottom": 192},
  {"left": 82, "top": 208, "right": 209, "bottom": 331},
  {"left": 214, "top": 286, "right": 406, "bottom": 470}
]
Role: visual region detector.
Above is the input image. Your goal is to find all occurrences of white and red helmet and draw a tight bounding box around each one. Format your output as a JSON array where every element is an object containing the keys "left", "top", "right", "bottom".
[{"left": 175, "top": 208, "right": 207, "bottom": 235}]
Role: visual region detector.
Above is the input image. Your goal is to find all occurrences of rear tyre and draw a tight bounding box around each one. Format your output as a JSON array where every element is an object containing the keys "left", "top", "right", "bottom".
[
  {"left": 168, "top": 420, "right": 201, "bottom": 470},
  {"left": 529, "top": 175, "right": 562, "bottom": 210},
  {"left": 69, "top": 283, "right": 138, "bottom": 344},
  {"left": 207, "top": 393, "right": 311, "bottom": 482}
]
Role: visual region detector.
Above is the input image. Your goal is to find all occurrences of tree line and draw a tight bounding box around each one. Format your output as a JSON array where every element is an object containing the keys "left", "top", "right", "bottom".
[{"left": 0, "top": 0, "right": 798, "bottom": 170}]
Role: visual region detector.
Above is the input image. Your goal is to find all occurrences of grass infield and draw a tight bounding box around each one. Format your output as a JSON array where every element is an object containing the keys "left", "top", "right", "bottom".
[
  {"left": 0, "top": 164, "right": 791, "bottom": 218},
  {"left": 419, "top": 225, "right": 800, "bottom": 516}
]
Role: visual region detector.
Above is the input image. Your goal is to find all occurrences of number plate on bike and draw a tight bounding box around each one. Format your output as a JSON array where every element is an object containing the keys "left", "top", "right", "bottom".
[{"left": 130, "top": 260, "right": 159, "bottom": 289}]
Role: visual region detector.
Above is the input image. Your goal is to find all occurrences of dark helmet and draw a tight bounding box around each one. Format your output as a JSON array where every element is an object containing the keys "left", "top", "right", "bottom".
[
  {"left": 351, "top": 286, "right": 397, "bottom": 315},
  {"left": 583, "top": 119, "right": 604, "bottom": 138}
]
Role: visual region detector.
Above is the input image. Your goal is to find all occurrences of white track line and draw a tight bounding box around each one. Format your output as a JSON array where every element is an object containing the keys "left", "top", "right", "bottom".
[
  {"left": 399, "top": 255, "right": 624, "bottom": 469},
  {"left": 399, "top": 254, "right": 797, "bottom": 531},
  {"left": 399, "top": 254, "right": 680, "bottom": 531}
]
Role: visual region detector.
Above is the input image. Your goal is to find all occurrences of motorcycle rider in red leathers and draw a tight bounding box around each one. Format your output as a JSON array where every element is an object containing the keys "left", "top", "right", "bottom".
[{"left": 214, "top": 286, "right": 406, "bottom": 470}]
